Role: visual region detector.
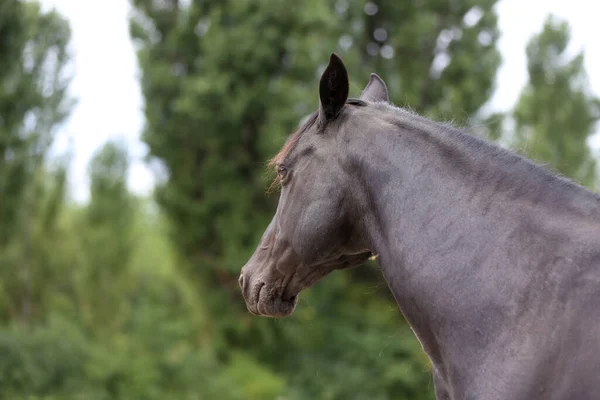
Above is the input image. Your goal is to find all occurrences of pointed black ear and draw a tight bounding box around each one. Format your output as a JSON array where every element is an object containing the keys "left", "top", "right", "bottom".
[
  {"left": 360, "top": 73, "right": 389, "bottom": 102},
  {"left": 319, "top": 53, "right": 349, "bottom": 123}
]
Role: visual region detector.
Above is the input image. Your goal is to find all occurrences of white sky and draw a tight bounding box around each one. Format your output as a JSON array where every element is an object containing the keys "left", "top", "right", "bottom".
[{"left": 39, "top": 0, "right": 600, "bottom": 202}]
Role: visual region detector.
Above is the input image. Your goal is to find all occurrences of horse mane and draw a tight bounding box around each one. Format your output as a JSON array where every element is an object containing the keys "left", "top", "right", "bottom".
[
  {"left": 373, "top": 101, "right": 600, "bottom": 208},
  {"left": 268, "top": 112, "right": 318, "bottom": 169}
]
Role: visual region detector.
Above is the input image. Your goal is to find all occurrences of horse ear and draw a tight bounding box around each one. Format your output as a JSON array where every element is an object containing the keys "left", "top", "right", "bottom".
[
  {"left": 360, "top": 73, "right": 389, "bottom": 103},
  {"left": 318, "top": 53, "right": 349, "bottom": 123}
]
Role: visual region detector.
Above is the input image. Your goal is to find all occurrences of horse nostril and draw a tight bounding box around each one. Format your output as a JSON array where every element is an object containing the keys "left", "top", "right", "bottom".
[{"left": 238, "top": 274, "right": 244, "bottom": 291}]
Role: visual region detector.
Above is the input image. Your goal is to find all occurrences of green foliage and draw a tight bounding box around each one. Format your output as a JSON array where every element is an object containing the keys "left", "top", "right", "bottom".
[
  {"left": 0, "top": 315, "right": 93, "bottom": 400},
  {"left": 0, "top": 196, "right": 252, "bottom": 400},
  {"left": 274, "top": 273, "right": 434, "bottom": 400},
  {"left": 79, "top": 141, "right": 135, "bottom": 332},
  {"left": 0, "top": 0, "right": 72, "bottom": 243},
  {"left": 0, "top": 0, "right": 72, "bottom": 326},
  {"left": 513, "top": 16, "right": 600, "bottom": 188},
  {"left": 330, "top": 0, "right": 502, "bottom": 123}
]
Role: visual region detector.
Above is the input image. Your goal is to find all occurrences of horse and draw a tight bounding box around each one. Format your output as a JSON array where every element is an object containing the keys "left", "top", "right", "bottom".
[{"left": 238, "top": 53, "right": 600, "bottom": 399}]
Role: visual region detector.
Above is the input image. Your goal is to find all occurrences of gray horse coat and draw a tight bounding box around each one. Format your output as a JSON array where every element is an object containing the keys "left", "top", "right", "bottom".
[{"left": 239, "top": 54, "right": 600, "bottom": 399}]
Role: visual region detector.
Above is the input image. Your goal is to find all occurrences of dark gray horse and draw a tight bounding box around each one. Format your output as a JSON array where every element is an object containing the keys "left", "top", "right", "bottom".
[{"left": 239, "top": 53, "right": 600, "bottom": 399}]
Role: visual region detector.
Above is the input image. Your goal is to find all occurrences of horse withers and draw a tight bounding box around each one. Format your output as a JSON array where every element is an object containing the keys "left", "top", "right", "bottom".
[{"left": 239, "top": 53, "right": 600, "bottom": 399}]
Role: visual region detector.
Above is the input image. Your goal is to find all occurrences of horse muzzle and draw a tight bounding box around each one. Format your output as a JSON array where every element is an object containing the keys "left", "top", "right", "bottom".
[{"left": 239, "top": 269, "right": 298, "bottom": 318}]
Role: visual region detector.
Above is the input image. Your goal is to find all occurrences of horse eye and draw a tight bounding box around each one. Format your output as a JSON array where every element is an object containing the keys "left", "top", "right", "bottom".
[{"left": 277, "top": 165, "right": 288, "bottom": 178}]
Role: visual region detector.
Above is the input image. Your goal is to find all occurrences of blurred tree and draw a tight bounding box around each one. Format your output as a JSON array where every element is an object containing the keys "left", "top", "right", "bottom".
[
  {"left": 80, "top": 140, "right": 135, "bottom": 332},
  {"left": 331, "top": 0, "right": 501, "bottom": 123},
  {"left": 513, "top": 16, "right": 600, "bottom": 188},
  {"left": 0, "top": 0, "right": 73, "bottom": 326}
]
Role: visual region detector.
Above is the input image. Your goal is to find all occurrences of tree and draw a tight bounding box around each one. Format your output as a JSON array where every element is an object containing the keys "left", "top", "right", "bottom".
[
  {"left": 513, "top": 16, "right": 600, "bottom": 188},
  {"left": 80, "top": 140, "right": 135, "bottom": 332},
  {"left": 0, "top": 0, "right": 73, "bottom": 326},
  {"left": 330, "top": 0, "right": 501, "bottom": 123}
]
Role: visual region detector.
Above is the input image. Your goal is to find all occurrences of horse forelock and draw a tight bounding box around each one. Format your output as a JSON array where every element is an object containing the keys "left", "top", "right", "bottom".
[{"left": 268, "top": 99, "right": 367, "bottom": 170}]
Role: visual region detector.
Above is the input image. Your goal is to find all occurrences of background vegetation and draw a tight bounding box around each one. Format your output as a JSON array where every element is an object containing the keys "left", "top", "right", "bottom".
[{"left": 1, "top": 1, "right": 598, "bottom": 399}]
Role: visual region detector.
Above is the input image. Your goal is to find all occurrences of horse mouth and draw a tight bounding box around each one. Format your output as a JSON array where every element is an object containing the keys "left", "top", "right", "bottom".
[{"left": 245, "top": 282, "right": 299, "bottom": 318}]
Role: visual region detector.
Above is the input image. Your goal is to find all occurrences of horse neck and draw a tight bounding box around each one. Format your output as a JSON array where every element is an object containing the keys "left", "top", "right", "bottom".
[{"left": 352, "top": 108, "right": 600, "bottom": 373}]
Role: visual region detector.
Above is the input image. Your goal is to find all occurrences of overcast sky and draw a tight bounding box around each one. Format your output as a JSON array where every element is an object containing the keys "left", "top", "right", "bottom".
[{"left": 39, "top": 0, "right": 600, "bottom": 202}]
